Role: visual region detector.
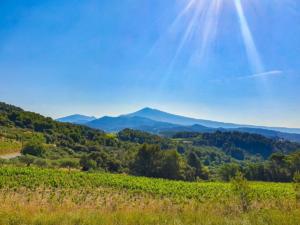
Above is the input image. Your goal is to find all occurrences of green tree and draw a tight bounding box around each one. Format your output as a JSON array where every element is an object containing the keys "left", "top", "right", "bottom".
[
  {"left": 19, "top": 155, "right": 35, "bottom": 167},
  {"left": 187, "top": 152, "right": 202, "bottom": 178},
  {"left": 59, "top": 159, "right": 79, "bottom": 171},
  {"left": 266, "top": 153, "right": 291, "bottom": 182},
  {"left": 160, "top": 150, "right": 182, "bottom": 180},
  {"left": 21, "top": 140, "right": 46, "bottom": 157},
  {"left": 218, "top": 163, "right": 240, "bottom": 181},
  {"left": 288, "top": 151, "right": 300, "bottom": 174},
  {"left": 79, "top": 155, "right": 97, "bottom": 171},
  {"left": 132, "top": 144, "right": 161, "bottom": 177}
]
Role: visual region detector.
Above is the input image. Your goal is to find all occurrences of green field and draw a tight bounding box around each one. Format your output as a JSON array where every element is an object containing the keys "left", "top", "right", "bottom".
[
  {"left": 0, "top": 166, "right": 299, "bottom": 225},
  {"left": 0, "top": 166, "right": 295, "bottom": 200}
]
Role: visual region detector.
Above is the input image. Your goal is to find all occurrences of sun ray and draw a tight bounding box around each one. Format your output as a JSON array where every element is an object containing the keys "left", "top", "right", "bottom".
[
  {"left": 195, "top": 0, "right": 222, "bottom": 62},
  {"left": 145, "top": 0, "right": 200, "bottom": 64},
  {"left": 163, "top": 0, "right": 223, "bottom": 84},
  {"left": 234, "top": 0, "right": 264, "bottom": 73},
  {"left": 166, "top": 0, "right": 207, "bottom": 74},
  {"left": 148, "top": 0, "right": 294, "bottom": 89}
]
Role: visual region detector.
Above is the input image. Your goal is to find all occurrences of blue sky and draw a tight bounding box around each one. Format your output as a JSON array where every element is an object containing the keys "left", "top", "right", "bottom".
[{"left": 0, "top": 0, "right": 300, "bottom": 128}]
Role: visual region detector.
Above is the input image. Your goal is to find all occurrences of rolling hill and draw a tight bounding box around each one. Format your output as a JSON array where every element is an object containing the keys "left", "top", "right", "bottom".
[{"left": 1, "top": 101, "right": 300, "bottom": 182}]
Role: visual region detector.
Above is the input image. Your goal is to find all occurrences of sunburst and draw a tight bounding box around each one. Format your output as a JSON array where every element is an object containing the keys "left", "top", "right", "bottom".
[
  {"left": 172, "top": 0, "right": 263, "bottom": 73},
  {"left": 150, "top": 0, "right": 297, "bottom": 87},
  {"left": 155, "top": 0, "right": 293, "bottom": 79},
  {"left": 234, "top": 0, "right": 264, "bottom": 73}
]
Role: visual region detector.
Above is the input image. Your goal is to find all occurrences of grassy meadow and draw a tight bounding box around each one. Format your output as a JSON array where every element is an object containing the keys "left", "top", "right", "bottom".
[
  {"left": 0, "top": 138, "right": 21, "bottom": 155},
  {"left": 0, "top": 166, "right": 299, "bottom": 225}
]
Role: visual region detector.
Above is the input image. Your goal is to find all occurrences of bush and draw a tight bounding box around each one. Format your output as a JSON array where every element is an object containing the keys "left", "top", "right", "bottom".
[
  {"left": 231, "top": 172, "right": 252, "bottom": 212},
  {"left": 80, "top": 155, "right": 97, "bottom": 171},
  {"left": 294, "top": 171, "right": 300, "bottom": 205},
  {"left": 219, "top": 163, "right": 241, "bottom": 181},
  {"left": 59, "top": 159, "right": 80, "bottom": 170},
  {"left": 0, "top": 158, "right": 7, "bottom": 166},
  {"left": 34, "top": 158, "right": 48, "bottom": 168},
  {"left": 21, "top": 141, "right": 46, "bottom": 157},
  {"left": 19, "top": 155, "right": 35, "bottom": 166}
]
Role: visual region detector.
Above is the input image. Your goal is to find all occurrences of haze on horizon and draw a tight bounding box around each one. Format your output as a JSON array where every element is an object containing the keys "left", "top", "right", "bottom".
[{"left": 0, "top": 0, "right": 300, "bottom": 128}]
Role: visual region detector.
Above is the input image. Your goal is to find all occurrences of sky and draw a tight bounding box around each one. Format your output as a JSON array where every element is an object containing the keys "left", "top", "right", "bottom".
[{"left": 0, "top": 0, "right": 300, "bottom": 128}]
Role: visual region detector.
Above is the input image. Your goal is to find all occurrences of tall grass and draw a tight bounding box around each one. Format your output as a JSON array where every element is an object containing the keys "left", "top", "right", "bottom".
[
  {"left": 0, "top": 166, "right": 299, "bottom": 225},
  {"left": 0, "top": 188, "right": 299, "bottom": 225}
]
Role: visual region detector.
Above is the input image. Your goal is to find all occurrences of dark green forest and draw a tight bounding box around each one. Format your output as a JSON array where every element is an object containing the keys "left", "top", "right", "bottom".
[{"left": 1, "top": 102, "right": 300, "bottom": 182}]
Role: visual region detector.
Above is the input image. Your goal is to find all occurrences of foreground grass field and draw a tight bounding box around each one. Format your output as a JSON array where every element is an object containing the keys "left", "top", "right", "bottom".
[{"left": 0, "top": 166, "right": 299, "bottom": 225}]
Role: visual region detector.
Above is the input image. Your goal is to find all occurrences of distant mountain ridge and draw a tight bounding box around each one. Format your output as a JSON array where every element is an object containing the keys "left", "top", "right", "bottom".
[
  {"left": 86, "top": 116, "right": 179, "bottom": 133},
  {"left": 57, "top": 114, "right": 96, "bottom": 125},
  {"left": 125, "top": 107, "right": 239, "bottom": 128},
  {"left": 125, "top": 107, "right": 300, "bottom": 134},
  {"left": 56, "top": 107, "right": 300, "bottom": 142}
]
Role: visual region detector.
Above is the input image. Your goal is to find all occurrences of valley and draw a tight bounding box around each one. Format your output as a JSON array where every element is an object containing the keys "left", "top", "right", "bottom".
[
  {"left": 1, "top": 101, "right": 300, "bottom": 224},
  {"left": 1, "top": 0, "right": 299, "bottom": 223}
]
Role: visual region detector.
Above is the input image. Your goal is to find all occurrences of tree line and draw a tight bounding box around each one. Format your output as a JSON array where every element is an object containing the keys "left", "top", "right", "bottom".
[{"left": 1, "top": 101, "right": 300, "bottom": 182}]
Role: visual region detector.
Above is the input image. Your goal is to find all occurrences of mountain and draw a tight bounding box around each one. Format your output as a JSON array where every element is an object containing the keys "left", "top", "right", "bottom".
[
  {"left": 125, "top": 107, "right": 300, "bottom": 134},
  {"left": 86, "top": 116, "right": 179, "bottom": 133},
  {"left": 57, "top": 107, "right": 300, "bottom": 142},
  {"left": 57, "top": 114, "right": 96, "bottom": 125},
  {"left": 125, "top": 107, "right": 238, "bottom": 128},
  {"left": 84, "top": 113, "right": 300, "bottom": 142}
]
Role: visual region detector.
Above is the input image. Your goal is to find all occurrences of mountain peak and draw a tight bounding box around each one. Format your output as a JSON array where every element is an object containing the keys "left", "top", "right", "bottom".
[
  {"left": 125, "top": 107, "right": 168, "bottom": 118},
  {"left": 138, "top": 107, "right": 156, "bottom": 112},
  {"left": 57, "top": 114, "right": 96, "bottom": 125}
]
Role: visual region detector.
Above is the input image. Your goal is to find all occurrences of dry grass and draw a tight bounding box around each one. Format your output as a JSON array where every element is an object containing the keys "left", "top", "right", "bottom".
[
  {"left": 0, "top": 137, "right": 21, "bottom": 155},
  {"left": 0, "top": 187, "right": 299, "bottom": 225},
  {"left": 0, "top": 166, "right": 299, "bottom": 225}
]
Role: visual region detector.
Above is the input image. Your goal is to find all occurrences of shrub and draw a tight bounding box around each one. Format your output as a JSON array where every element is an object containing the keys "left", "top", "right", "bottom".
[
  {"left": 80, "top": 155, "right": 97, "bottom": 171},
  {"left": 0, "top": 158, "right": 7, "bottom": 166},
  {"left": 21, "top": 141, "right": 46, "bottom": 157},
  {"left": 34, "top": 158, "right": 48, "bottom": 168},
  {"left": 219, "top": 163, "right": 241, "bottom": 181},
  {"left": 19, "top": 155, "right": 35, "bottom": 166},
  {"left": 59, "top": 159, "right": 79, "bottom": 170},
  {"left": 294, "top": 171, "right": 300, "bottom": 205},
  {"left": 231, "top": 172, "right": 252, "bottom": 212}
]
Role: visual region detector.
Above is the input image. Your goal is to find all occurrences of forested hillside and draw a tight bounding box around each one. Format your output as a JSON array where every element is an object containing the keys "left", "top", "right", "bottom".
[
  {"left": 173, "top": 131, "right": 299, "bottom": 159},
  {"left": 1, "top": 102, "right": 300, "bottom": 182}
]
